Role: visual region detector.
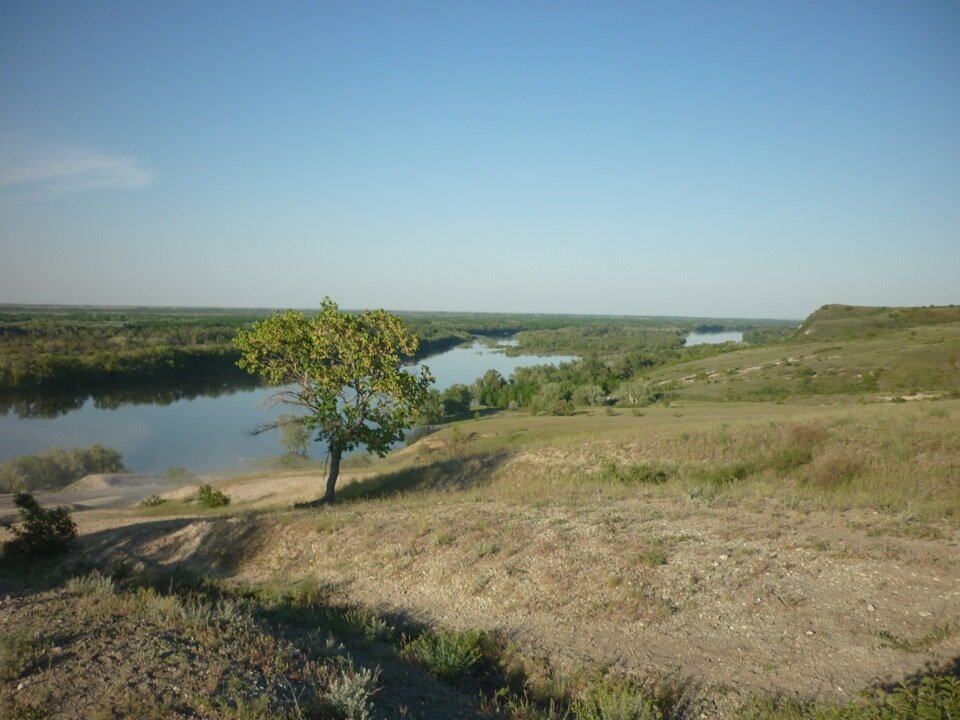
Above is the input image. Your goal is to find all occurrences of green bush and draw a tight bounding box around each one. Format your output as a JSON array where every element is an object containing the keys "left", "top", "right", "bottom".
[
  {"left": 1, "top": 491, "right": 77, "bottom": 560},
  {"left": 402, "top": 629, "right": 492, "bottom": 682},
  {"left": 596, "top": 460, "right": 670, "bottom": 485},
  {"left": 571, "top": 678, "right": 663, "bottom": 720},
  {"left": 197, "top": 484, "right": 230, "bottom": 508}
]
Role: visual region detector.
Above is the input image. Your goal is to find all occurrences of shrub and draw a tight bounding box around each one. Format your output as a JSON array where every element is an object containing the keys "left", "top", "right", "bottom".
[
  {"left": 571, "top": 678, "right": 664, "bottom": 720},
  {"left": 139, "top": 494, "right": 166, "bottom": 507},
  {"left": 695, "top": 462, "right": 752, "bottom": 487},
  {"left": 197, "top": 484, "right": 230, "bottom": 508},
  {"left": 324, "top": 664, "right": 381, "bottom": 720},
  {"left": 0, "top": 629, "right": 39, "bottom": 682},
  {"left": 806, "top": 451, "right": 861, "bottom": 488},
  {"left": 67, "top": 570, "right": 117, "bottom": 597},
  {"left": 402, "top": 629, "right": 492, "bottom": 682},
  {"left": 596, "top": 460, "right": 670, "bottom": 485},
  {"left": 2, "top": 491, "right": 77, "bottom": 560}
]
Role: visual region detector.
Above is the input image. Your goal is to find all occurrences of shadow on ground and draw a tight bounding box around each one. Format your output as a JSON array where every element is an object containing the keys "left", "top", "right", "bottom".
[{"left": 337, "top": 451, "right": 510, "bottom": 503}]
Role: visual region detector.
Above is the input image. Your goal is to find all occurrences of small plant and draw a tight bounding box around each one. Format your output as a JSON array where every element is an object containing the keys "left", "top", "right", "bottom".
[
  {"left": 402, "top": 629, "right": 492, "bottom": 682},
  {"left": 695, "top": 462, "right": 751, "bottom": 487},
  {"left": 1, "top": 491, "right": 77, "bottom": 560},
  {"left": 571, "top": 678, "right": 664, "bottom": 720},
  {"left": 139, "top": 494, "right": 166, "bottom": 507},
  {"left": 67, "top": 570, "right": 117, "bottom": 597},
  {"left": 197, "top": 483, "right": 230, "bottom": 508},
  {"left": 324, "top": 663, "right": 381, "bottom": 720},
  {"left": 0, "top": 629, "right": 40, "bottom": 682},
  {"left": 596, "top": 460, "right": 670, "bottom": 485}
]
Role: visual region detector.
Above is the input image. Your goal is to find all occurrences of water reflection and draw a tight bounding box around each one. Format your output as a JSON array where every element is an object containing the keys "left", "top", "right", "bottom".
[{"left": 0, "top": 374, "right": 262, "bottom": 419}]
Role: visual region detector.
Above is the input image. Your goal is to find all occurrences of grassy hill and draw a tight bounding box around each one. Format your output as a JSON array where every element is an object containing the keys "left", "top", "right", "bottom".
[
  {"left": 616, "top": 304, "right": 960, "bottom": 404},
  {"left": 796, "top": 303, "right": 960, "bottom": 339}
]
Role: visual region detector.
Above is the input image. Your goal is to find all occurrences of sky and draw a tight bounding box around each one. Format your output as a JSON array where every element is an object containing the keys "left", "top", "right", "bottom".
[{"left": 1, "top": 1, "right": 958, "bottom": 320}]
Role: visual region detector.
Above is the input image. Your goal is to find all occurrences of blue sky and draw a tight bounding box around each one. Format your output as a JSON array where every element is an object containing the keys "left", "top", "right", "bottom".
[{"left": 1, "top": 1, "right": 958, "bottom": 319}]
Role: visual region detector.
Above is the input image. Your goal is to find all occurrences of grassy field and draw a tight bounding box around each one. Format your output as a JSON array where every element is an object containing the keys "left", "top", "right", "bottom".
[{"left": 2, "top": 305, "right": 959, "bottom": 719}]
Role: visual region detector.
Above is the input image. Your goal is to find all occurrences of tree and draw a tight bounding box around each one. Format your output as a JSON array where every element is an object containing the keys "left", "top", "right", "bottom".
[
  {"left": 472, "top": 369, "right": 507, "bottom": 407},
  {"left": 2, "top": 492, "right": 77, "bottom": 560},
  {"left": 234, "top": 298, "right": 433, "bottom": 503},
  {"left": 279, "top": 415, "right": 311, "bottom": 456},
  {"left": 441, "top": 383, "right": 472, "bottom": 418}
]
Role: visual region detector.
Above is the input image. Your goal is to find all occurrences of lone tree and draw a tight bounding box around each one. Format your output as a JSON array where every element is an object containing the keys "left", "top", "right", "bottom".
[{"left": 235, "top": 298, "right": 433, "bottom": 503}]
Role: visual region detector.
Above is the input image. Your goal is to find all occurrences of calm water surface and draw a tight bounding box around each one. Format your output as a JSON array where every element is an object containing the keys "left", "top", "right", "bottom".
[
  {"left": 684, "top": 330, "right": 743, "bottom": 346},
  {"left": 0, "top": 341, "right": 575, "bottom": 474}
]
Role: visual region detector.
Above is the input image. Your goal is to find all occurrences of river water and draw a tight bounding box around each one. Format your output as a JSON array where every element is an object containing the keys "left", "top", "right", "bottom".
[
  {"left": 0, "top": 341, "right": 575, "bottom": 474},
  {"left": 684, "top": 330, "right": 743, "bottom": 346}
]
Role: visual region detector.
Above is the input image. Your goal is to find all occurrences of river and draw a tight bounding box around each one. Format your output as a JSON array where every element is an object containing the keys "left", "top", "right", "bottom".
[{"left": 0, "top": 341, "right": 575, "bottom": 475}]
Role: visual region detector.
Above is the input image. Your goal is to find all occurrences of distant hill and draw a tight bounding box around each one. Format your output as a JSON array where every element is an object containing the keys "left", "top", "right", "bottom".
[{"left": 797, "top": 304, "right": 960, "bottom": 340}]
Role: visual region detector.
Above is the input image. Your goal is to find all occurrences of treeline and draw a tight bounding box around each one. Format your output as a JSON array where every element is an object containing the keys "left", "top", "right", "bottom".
[
  {"left": 0, "top": 306, "right": 796, "bottom": 404},
  {"left": 0, "top": 444, "right": 127, "bottom": 492},
  {"left": 0, "top": 346, "right": 250, "bottom": 393}
]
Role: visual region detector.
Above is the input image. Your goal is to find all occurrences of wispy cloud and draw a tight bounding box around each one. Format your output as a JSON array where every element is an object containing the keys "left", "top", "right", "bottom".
[{"left": 0, "top": 133, "right": 152, "bottom": 206}]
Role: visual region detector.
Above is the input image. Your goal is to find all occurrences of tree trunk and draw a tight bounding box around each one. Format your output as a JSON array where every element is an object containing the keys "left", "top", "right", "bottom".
[{"left": 323, "top": 446, "right": 342, "bottom": 502}]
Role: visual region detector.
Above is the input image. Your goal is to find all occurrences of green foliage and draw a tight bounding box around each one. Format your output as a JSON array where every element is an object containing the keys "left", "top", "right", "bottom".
[
  {"left": 570, "top": 678, "right": 664, "bottom": 720},
  {"left": 441, "top": 383, "right": 473, "bottom": 418},
  {"left": 401, "top": 629, "right": 493, "bottom": 682},
  {"left": 235, "top": 298, "right": 434, "bottom": 501},
  {"left": 530, "top": 383, "right": 575, "bottom": 416},
  {"left": 0, "top": 444, "right": 127, "bottom": 492},
  {"left": 741, "top": 673, "right": 960, "bottom": 720},
  {"left": 2, "top": 492, "right": 77, "bottom": 560},
  {"left": 695, "top": 462, "right": 753, "bottom": 487},
  {"left": 197, "top": 484, "right": 230, "bottom": 508},
  {"left": 139, "top": 494, "right": 167, "bottom": 507},
  {"left": 416, "top": 388, "right": 444, "bottom": 425}
]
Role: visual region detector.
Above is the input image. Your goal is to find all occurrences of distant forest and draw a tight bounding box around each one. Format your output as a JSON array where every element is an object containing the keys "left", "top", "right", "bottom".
[{"left": 0, "top": 305, "right": 795, "bottom": 417}]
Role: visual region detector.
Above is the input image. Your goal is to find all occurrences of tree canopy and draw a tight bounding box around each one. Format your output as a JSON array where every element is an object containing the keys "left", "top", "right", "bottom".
[{"left": 235, "top": 298, "right": 433, "bottom": 502}]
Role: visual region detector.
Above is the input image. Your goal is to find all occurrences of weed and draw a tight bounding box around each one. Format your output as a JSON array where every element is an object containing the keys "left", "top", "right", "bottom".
[
  {"left": 324, "top": 663, "right": 381, "bottom": 720},
  {"left": 197, "top": 483, "right": 230, "bottom": 508},
  {"left": 435, "top": 530, "right": 456, "bottom": 546},
  {"left": 67, "top": 570, "right": 117, "bottom": 597},
  {"left": 0, "top": 629, "right": 41, "bottom": 681},
  {"left": 740, "top": 673, "right": 960, "bottom": 719},
  {"left": 695, "top": 462, "right": 752, "bottom": 487},
  {"left": 807, "top": 451, "right": 862, "bottom": 488},
  {"left": 402, "top": 629, "right": 493, "bottom": 682},
  {"left": 570, "top": 678, "right": 664, "bottom": 720},
  {"left": 476, "top": 540, "right": 501, "bottom": 558},
  {"left": 138, "top": 494, "right": 166, "bottom": 507}
]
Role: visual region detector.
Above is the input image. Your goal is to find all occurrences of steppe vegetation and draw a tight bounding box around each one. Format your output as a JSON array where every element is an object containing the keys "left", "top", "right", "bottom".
[{"left": 1, "top": 303, "right": 959, "bottom": 718}]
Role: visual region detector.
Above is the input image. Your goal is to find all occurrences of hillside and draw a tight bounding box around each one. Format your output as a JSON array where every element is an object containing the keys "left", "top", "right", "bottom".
[
  {"left": 616, "top": 304, "right": 960, "bottom": 404},
  {"left": 797, "top": 304, "right": 960, "bottom": 340}
]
